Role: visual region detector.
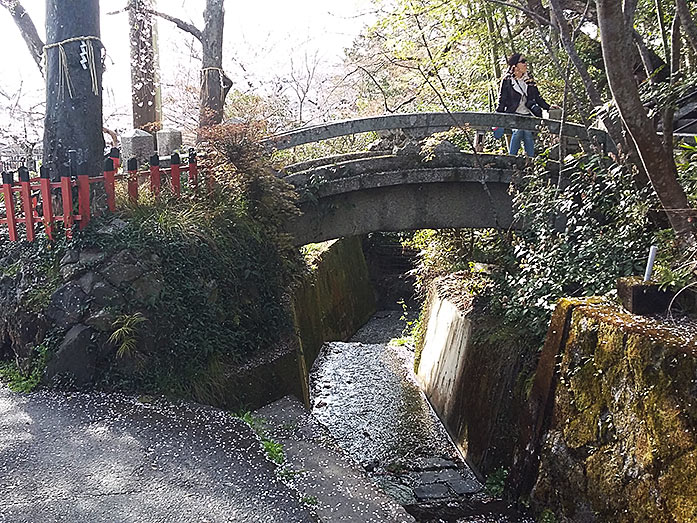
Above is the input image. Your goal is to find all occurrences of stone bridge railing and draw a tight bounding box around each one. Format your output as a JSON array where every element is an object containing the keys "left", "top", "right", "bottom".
[{"left": 263, "top": 112, "right": 610, "bottom": 152}]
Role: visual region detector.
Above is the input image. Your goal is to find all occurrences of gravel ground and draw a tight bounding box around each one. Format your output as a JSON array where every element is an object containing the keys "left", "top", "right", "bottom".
[{"left": 309, "top": 309, "right": 532, "bottom": 523}]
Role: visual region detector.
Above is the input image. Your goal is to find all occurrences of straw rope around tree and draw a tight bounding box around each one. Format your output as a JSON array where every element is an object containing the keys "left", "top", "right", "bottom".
[{"left": 43, "top": 35, "right": 103, "bottom": 101}]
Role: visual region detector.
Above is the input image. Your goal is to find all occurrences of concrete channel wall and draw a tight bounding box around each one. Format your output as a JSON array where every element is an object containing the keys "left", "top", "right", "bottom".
[
  {"left": 417, "top": 286, "right": 697, "bottom": 521},
  {"left": 290, "top": 236, "right": 377, "bottom": 404},
  {"left": 415, "top": 275, "right": 534, "bottom": 480},
  {"left": 225, "top": 236, "right": 376, "bottom": 409}
]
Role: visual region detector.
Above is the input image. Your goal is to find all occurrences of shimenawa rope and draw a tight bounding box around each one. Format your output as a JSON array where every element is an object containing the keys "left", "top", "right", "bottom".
[{"left": 43, "top": 36, "right": 103, "bottom": 100}]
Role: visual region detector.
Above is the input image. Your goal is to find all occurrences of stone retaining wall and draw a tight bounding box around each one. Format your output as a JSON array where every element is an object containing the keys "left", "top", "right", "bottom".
[
  {"left": 0, "top": 232, "right": 375, "bottom": 411},
  {"left": 526, "top": 299, "right": 697, "bottom": 522}
]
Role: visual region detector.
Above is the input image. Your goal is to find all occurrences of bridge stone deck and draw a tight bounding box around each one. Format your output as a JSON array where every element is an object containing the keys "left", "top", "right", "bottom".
[{"left": 265, "top": 112, "right": 603, "bottom": 246}]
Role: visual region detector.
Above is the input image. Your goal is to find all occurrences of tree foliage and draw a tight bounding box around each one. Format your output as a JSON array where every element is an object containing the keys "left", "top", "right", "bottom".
[{"left": 341, "top": 0, "right": 697, "bottom": 345}]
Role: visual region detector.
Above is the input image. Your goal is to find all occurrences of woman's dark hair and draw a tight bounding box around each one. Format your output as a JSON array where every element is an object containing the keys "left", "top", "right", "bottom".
[
  {"left": 507, "top": 53, "right": 522, "bottom": 67},
  {"left": 506, "top": 52, "right": 523, "bottom": 74}
]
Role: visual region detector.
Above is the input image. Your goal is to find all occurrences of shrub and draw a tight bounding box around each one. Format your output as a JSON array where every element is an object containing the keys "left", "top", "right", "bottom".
[
  {"left": 0, "top": 122, "right": 305, "bottom": 402},
  {"left": 403, "top": 151, "right": 663, "bottom": 343}
]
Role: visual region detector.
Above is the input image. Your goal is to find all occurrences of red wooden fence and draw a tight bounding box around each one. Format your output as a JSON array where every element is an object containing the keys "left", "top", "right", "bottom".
[{"left": 0, "top": 149, "right": 199, "bottom": 242}]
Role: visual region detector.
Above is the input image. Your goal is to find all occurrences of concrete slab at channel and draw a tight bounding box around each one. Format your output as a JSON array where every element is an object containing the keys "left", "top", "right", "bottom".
[{"left": 255, "top": 395, "right": 415, "bottom": 523}]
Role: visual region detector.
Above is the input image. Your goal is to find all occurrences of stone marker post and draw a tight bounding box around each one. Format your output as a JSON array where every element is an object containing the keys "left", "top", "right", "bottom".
[
  {"left": 121, "top": 129, "right": 155, "bottom": 166},
  {"left": 156, "top": 129, "right": 183, "bottom": 157}
]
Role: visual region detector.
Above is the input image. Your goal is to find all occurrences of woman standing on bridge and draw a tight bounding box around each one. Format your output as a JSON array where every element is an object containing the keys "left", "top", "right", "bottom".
[{"left": 496, "top": 53, "right": 556, "bottom": 157}]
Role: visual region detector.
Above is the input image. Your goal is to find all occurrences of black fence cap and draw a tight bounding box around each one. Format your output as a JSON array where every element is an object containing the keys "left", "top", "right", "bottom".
[
  {"left": 60, "top": 162, "right": 71, "bottom": 178},
  {"left": 188, "top": 148, "right": 197, "bottom": 162},
  {"left": 127, "top": 158, "right": 138, "bottom": 171},
  {"left": 109, "top": 147, "right": 120, "bottom": 158},
  {"left": 39, "top": 165, "right": 50, "bottom": 179},
  {"left": 18, "top": 166, "right": 30, "bottom": 182},
  {"left": 1, "top": 171, "right": 12, "bottom": 185},
  {"left": 149, "top": 153, "right": 160, "bottom": 166},
  {"left": 104, "top": 157, "right": 114, "bottom": 171},
  {"left": 78, "top": 162, "right": 89, "bottom": 176},
  {"left": 171, "top": 152, "right": 181, "bottom": 164}
]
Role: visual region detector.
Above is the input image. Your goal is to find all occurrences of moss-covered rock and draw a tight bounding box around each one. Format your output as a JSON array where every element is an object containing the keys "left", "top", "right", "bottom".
[{"left": 531, "top": 299, "right": 697, "bottom": 522}]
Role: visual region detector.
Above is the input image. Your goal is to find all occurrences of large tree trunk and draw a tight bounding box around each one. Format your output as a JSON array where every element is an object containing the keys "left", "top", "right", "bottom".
[
  {"left": 199, "top": 0, "right": 227, "bottom": 128},
  {"left": 662, "top": 10, "right": 681, "bottom": 151},
  {"left": 596, "top": 0, "right": 695, "bottom": 246},
  {"left": 129, "top": 0, "right": 161, "bottom": 132},
  {"left": 146, "top": 0, "right": 231, "bottom": 133},
  {"left": 43, "top": 0, "right": 104, "bottom": 181},
  {"left": 546, "top": 0, "right": 654, "bottom": 189},
  {"left": 676, "top": 0, "right": 697, "bottom": 55}
]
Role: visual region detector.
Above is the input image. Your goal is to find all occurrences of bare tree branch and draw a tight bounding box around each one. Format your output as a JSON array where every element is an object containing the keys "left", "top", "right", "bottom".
[
  {"left": 0, "top": 0, "right": 45, "bottom": 74},
  {"left": 411, "top": 8, "right": 449, "bottom": 93},
  {"left": 343, "top": 66, "right": 421, "bottom": 113},
  {"left": 485, "top": 0, "right": 596, "bottom": 26},
  {"left": 633, "top": 29, "right": 659, "bottom": 83},
  {"left": 142, "top": 4, "right": 203, "bottom": 42},
  {"left": 485, "top": 0, "right": 552, "bottom": 26}
]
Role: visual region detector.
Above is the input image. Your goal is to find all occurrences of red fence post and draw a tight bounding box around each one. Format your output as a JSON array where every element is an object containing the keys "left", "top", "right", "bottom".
[
  {"left": 60, "top": 165, "right": 74, "bottom": 238},
  {"left": 150, "top": 153, "right": 161, "bottom": 197},
  {"left": 188, "top": 149, "right": 198, "bottom": 190},
  {"left": 18, "top": 167, "right": 35, "bottom": 242},
  {"left": 170, "top": 152, "right": 181, "bottom": 198},
  {"left": 1, "top": 171, "right": 17, "bottom": 241},
  {"left": 39, "top": 166, "right": 54, "bottom": 240},
  {"left": 127, "top": 158, "right": 138, "bottom": 204},
  {"left": 103, "top": 157, "right": 116, "bottom": 212},
  {"left": 77, "top": 171, "right": 91, "bottom": 230}
]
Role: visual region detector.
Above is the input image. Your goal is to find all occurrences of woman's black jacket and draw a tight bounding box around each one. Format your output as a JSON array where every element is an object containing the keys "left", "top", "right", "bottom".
[{"left": 496, "top": 76, "right": 550, "bottom": 114}]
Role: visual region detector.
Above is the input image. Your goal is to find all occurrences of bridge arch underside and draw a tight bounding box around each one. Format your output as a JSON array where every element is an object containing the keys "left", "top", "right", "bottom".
[{"left": 287, "top": 180, "right": 514, "bottom": 246}]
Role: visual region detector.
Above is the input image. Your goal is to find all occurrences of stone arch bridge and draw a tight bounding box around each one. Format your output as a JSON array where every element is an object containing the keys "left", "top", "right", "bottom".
[{"left": 263, "top": 112, "right": 609, "bottom": 246}]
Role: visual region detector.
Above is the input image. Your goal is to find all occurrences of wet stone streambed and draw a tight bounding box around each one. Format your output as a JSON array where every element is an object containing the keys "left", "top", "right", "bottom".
[{"left": 310, "top": 310, "right": 532, "bottom": 523}]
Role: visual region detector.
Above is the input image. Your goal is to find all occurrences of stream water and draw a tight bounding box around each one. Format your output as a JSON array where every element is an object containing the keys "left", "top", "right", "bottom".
[{"left": 309, "top": 310, "right": 533, "bottom": 523}]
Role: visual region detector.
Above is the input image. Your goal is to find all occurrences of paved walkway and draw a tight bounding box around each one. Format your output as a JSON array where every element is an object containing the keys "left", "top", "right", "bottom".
[{"left": 0, "top": 386, "right": 313, "bottom": 522}]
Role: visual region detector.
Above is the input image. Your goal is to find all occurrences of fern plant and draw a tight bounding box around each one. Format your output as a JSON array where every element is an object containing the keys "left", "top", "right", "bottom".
[{"left": 109, "top": 312, "right": 147, "bottom": 359}]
